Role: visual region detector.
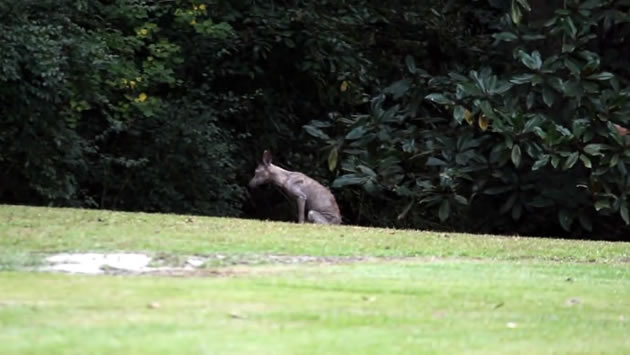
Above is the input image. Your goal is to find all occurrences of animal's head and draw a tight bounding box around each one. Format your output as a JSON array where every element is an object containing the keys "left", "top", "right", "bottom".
[{"left": 248, "top": 150, "right": 273, "bottom": 188}]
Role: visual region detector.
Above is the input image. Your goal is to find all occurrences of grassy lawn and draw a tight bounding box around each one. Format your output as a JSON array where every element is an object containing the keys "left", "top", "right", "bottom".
[
  {"left": 1, "top": 205, "right": 629, "bottom": 354},
  {"left": 1, "top": 205, "right": 629, "bottom": 263}
]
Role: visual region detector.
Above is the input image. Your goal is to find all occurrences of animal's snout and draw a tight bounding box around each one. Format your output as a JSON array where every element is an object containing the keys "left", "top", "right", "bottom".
[{"left": 249, "top": 166, "right": 269, "bottom": 188}]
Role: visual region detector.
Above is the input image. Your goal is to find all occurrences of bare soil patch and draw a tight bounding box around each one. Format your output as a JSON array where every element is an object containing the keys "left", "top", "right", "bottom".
[{"left": 38, "top": 252, "right": 403, "bottom": 276}]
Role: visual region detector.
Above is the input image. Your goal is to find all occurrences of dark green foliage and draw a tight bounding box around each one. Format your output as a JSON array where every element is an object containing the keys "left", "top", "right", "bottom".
[
  {"left": 306, "top": 0, "right": 630, "bottom": 239},
  {"left": 0, "top": 0, "right": 93, "bottom": 204},
  {"left": 0, "top": 0, "right": 246, "bottom": 214},
  {"left": 102, "top": 97, "right": 244, "bottom": 216}
]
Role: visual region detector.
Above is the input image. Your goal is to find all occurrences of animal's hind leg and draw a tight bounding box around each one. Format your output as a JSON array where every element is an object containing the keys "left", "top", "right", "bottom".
[{"left": 307, "top": 210, "right": 331, "bottom": 224}]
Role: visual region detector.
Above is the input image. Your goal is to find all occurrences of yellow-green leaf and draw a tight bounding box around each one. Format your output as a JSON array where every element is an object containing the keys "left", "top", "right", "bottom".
[
  {"left": 340, "top": 81, "right": 349, "bottom": 92},
  {"left": 511, "top": 0, "right": 522, "bottom": 24},
  {"left": 328, "top": 147, "right": 338, "bottom": 172}
]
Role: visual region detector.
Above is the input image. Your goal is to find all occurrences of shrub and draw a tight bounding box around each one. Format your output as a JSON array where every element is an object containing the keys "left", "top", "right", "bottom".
[{"left": 307, "top": 0, "right": 630, "bottom": 239}]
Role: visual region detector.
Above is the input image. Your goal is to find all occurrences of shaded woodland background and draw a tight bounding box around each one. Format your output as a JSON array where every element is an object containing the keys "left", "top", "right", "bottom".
[{"left": 2, "top": 0, "right": 630, "bottom": 240}]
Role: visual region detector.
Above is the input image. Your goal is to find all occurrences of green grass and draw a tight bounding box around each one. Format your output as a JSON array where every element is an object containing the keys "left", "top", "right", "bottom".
[
  {"left": 1, "top": 205, "right": 629, "bottom": 263},
  {"left": 2, "top": 262, "right": 629, "bottom": 354},
  {"left": 1, "top": 204, "right": 630, "bottom": 354}
]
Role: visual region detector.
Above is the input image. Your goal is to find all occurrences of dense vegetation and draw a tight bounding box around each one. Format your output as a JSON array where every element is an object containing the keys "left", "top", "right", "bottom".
[{"left": 2, "top": 0, "right": 630, "bottom": 240}]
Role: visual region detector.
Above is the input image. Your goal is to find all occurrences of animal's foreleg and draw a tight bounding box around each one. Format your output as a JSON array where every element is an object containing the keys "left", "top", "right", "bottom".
[{"left": 297, "top": 197, "right": 306, "bottom": 223}]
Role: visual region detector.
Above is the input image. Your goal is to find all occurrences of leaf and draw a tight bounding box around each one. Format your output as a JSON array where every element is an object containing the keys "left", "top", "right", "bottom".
[
  {"left": 523, "top": 115, "right": 544, "bottom": 133},
  {"left": 405, "top": 55, "right": 416, "bottom": 74},
  {"left": 303, "top": 125, "right": 330, "bottom": 140},
  {"left": 454, "top": 106, "right": 474, "bottom": 126},
  {"left": 470, "top": 69, "right": 487, "bottom": 93},
  {"left": 609, "top": 154, "right": 620, "bottom": 168},
  {"left": 518, "top": 50, "right": 542, "bottom": 70},
  {"left": 551, "top": 156, "right": 560, "bottom": 168},
  {"left": 438, "top": 199, "right": 450, "bottom": 222},
  {"left": 511, "top": 0, "right": 523, "bottom": 24},
  {"left": 504, "top": 135, "right": 513, "bottom": 149},
  {"left": 370, "top": 94, "right": 385, "bottom": 113},
  {"left": 542, "top": 87, "right": 555, "bottom": 107},
  {"left": 385, "top": 79, "right": 411, "bottom": 99},
  {"left": 340, "top": 81, "right": 349, "bottom": 92},
  {"left": 587, "top": 72, "right": 614, "bottom": 81},
  {"left": 426, "top": 157, "right": 447, "bottom": 166},
  {"left": 332, "top": 174, "right": 364, "bottom": 188},
  {"left": 522, "top": 34, "right": 546, "bottom": 41},
  {"left": 532, "top": 155, "right": 549, "bottom": 170},
  {"left": 478, "top": 101, "right": 495, "bottom": 119},
  {"left": 548, "top": 77, "right": 564, "bottom": 92},
  {"left": 556, "top": 124, "right": 572, "bottom": 137},
  {"left": 562, "top": 43, "right": 576, "bottom": 53},
  {"left": 309, "top": 120, "right": 332, "bottom": 128},
  {"left": 357, "top": 164, "right": 377, "bottom": 177},
  {"left": 594, "top": 199, "right": 610, "bottom": 211},
  {"left": 558, "top": 208, "right": 573, "bottom": 231},
  {"left": 526, "top": 92, "right": 535, "bottom": 109},
  {"left": 572, "top": 119, "right": 589, "bottom": 137},
  {"left": 328, "top": 147, "right": 338, "bottom": 172},
  {"left": 621, "top": 202, "right": 630, "bottom": 225},
  {"left": 531, "top": 75, "right": 544, "bottom": 86},
  {"left": 579, "top": 154, "right": 592, "bottom": 169},
  {"left": 425, "top": 93, "right": 454, "bottom": 105},
  {"left": 564, "top": 58, "right": 581, "bottom": 77},
  {"left": 402, "top": 139, "right": 416, "bottom": 153},
  {"left": 563, "top": 17, "right": 577, "bottom": 39},
  {"left": 511, "top": 144, "right": 522, "bottom": 167},
  {"left": 580, "top": 0, "right": 602, "bottom": 9},
  {"left": 611, "top": 77, "right": 620, "bottom": 91},
  {"left": 583, "top": 144, "right": 605, "bottom": 156},
  {"left": 345, "top": 126, "right": 367, "bottom": 140},
  {"left": 464, "top": 109, "right": 474, "bottom": 125},
  {"left": 453, "top": 105, "right": 465, "bottom": 123},
  {"left": 456, "top": 82, "right": 483, "bottom": 98},
  {"left": 563, "top": 152, "right": 579, "bottom": 170},
  {"left": 381, "top": 104, "right": 400, "bottom": 122},
  {"left": 493, "top": 32, "right": 518, "bottom": 42},
  {"left": 454, "top": 194, "right": 468, "bottom": 205},
  {"left": 511, "top": 73, "right": 534, "bottom": 85},
  {"left": 493, "top": 82, "right": 513, "bottom": 94},
  {"left": 531, "top": 51, "right": 543, "bottom": 70},
  {"left": 516, "top": 0, "right": 531, "bottom": 11}
]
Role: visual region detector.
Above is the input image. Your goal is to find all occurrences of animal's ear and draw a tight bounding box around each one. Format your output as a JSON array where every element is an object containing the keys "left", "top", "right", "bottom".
[{"left": 262, "top": 150, "right": 272, "bottom": 166}]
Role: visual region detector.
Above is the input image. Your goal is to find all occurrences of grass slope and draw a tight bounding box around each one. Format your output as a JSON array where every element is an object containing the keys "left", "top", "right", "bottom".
[
  {"left": 1, "top": 205, "right": 629, "bottom": 263},
  {"left": 1, "top": 205, "right": 629, "bottom": 354}
]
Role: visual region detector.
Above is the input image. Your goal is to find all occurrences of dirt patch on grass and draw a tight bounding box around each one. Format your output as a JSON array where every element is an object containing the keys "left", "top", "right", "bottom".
[
  {"left": 38, "top": 252, "right": 404, "bottom": 276},
  {"left": 38, "top": 252, "right": 625, "bottom": 277}
]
